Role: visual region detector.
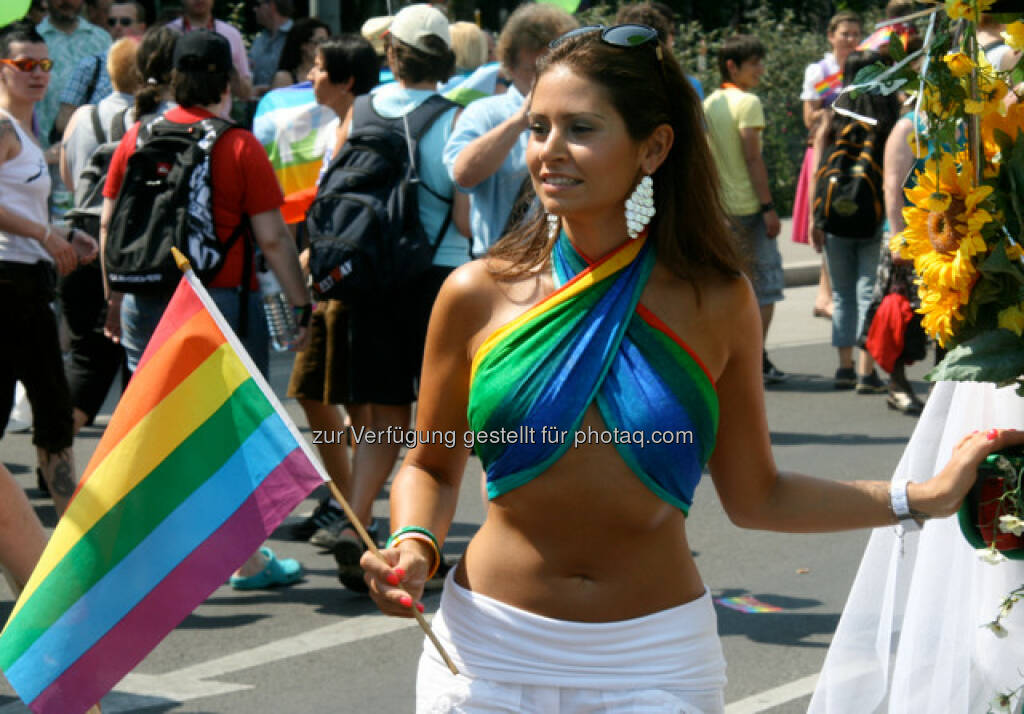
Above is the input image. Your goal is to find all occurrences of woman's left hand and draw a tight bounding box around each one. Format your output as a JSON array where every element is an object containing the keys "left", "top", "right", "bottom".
[{"left": 914, "top": 428, "right": 1024, "bottom": 518}]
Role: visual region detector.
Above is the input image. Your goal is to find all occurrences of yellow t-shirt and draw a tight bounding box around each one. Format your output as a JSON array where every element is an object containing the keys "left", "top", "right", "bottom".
[{"left": 703, "top": 87, "right": 765, "bottom": 216}]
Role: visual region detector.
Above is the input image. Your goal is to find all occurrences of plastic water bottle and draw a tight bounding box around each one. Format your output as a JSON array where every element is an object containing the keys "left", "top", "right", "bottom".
[{"left": 257, "top": 268, "right": 298, "bottom": 351}]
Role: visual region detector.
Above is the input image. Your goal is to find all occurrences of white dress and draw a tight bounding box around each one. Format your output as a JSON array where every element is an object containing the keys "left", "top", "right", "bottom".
[{"left": 810, "top": 380, "right": 1024, "bottom": 712}]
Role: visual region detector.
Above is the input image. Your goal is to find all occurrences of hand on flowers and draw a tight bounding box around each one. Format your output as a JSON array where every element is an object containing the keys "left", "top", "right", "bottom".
[
  {"left": 913, "top": 428, "right": 1024, "bottom": 519},
  {"left": 361, "top": 541, "right": 430, "bottom": 618}
]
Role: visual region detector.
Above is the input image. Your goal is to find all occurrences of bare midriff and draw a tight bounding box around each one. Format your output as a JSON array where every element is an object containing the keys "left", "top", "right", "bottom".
[{"left": 454, "top": 404, "right": 707, "bottom": 623}]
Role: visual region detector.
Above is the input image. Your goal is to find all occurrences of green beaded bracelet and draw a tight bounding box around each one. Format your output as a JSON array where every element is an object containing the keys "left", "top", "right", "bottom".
[{"left": 386, "top": 525, "right": 440, "bottom": 551}]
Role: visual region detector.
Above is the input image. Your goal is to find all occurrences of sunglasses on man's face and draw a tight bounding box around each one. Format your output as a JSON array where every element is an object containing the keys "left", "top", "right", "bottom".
[
  {"left": 549, "top": 24, "right": 660, "bottom": 51},
  {"left": 0, "top": 58, "right": 54, "bottom": 72},
  {"left": 108, "top": 16, "right": 135, "bottom": 26}
]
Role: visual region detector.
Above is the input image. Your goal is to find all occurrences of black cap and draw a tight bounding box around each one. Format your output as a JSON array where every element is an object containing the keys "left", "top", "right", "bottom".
[{"left": 173, "top": 29, "right": 233, "bottom": 74}]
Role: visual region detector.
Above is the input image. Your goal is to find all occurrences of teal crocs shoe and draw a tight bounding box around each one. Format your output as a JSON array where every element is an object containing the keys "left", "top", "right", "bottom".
[{"left": 229, "top": 547, "right": 303, "bottom": 590}]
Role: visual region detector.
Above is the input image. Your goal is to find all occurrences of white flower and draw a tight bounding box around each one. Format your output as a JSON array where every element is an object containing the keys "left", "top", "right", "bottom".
[
  {"left": 979, "top": 547, "right": 1009, "bottom": 565},
  {"left": 990, "top": 692, "right": 1014, "bottom": 713},
  {"left": 998, "top": 515, "right": 1024, "bottom": 537},
  {"left": 984, "top": 620, "right": 1010, "bottom": 638}
]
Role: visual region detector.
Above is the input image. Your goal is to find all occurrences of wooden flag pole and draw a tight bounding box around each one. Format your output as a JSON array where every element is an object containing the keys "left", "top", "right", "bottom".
[
  {"left": 171, "top": 248, "right": 458, "bottom": 674},
  {"left": 322, "top": 480, "right": 460, "bottom": 675}
]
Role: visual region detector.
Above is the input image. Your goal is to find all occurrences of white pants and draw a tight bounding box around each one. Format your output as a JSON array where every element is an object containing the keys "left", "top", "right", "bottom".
[{"left": 416, "top": 571, "right": 727, "bottom": 713}]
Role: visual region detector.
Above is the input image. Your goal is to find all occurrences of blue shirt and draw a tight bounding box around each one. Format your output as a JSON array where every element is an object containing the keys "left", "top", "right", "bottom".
[
  {"left": 371, "top": 85, "right": 469, "bottom": 268},
  {"left": 443, "top": 84, "right": 527, "bottom": 257},
  {"left": 60, "top": 53, "right": 113, "bottom": 108},
  {"left": 37, "top": 17, "right": 111, "bottom": 144},
  {"left": 249, "top": 19, "right": 293, "bottom": 88}
]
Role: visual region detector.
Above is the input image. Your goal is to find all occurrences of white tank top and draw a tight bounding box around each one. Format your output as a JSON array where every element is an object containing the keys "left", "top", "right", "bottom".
[{"left": 0, "top": 107, "right": 52, "bottom": 265}]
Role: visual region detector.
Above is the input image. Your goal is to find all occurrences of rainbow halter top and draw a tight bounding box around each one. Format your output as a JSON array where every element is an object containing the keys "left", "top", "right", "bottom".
[{"left": 467, "top": 231, "right": 719, "bottom": 514}]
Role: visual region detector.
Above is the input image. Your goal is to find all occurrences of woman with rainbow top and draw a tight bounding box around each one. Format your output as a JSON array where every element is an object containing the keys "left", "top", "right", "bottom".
[{"left": 359, "top": 23, "right": 1024, "bottom": 713}]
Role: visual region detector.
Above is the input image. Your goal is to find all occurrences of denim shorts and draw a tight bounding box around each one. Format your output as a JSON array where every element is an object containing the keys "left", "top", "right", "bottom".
[
  {"left": 730, "top": 213, "right": 785, "bottom": 305},
  {"left": 121, "top": 287, "right": 269, "bottom": 376}
]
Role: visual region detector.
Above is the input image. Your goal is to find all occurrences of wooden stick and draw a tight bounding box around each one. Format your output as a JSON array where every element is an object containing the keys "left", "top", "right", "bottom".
[
  {"left": 323, "top": 480, "right": 460, "bottom": 675},
  {"left": 874, "top": 4, "right": 942, "bottom": 29}
]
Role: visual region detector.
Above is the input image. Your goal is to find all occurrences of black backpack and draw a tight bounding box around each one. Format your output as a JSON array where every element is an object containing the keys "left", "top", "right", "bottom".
[
  {"left": 105, "top": 115, "right": 249, "bottom": 294},
  {"left": 813, "top": 121, "right": 884, "bottom": 239},
  {"left": 306, "top": 93, "right": 456, "bottom": 301},
  {"left": 65, "top": 105, "right": 130, "bottom": 238}
]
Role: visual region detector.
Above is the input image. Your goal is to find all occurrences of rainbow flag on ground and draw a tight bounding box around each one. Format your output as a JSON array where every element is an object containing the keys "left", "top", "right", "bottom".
[
  {"left": 0, "top": 269, "right": 325, "bottom": 714},
  {"left": 253, "top": 82, "right": 338, "bottom": 224}
]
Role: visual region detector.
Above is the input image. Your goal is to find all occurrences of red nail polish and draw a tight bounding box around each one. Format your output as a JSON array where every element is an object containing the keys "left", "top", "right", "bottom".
[
  {"left": 394, "top": 568, "right": 406, "bottom": 580},
  {"left": 987, "top": 429, "right": 999, "bottom": 441},
  {"left": 399, "top": 595, "right": 412, "bottom": 608},
  {"left": 386, "top": 573, "right": 399, "bottom": 587},
  {"left": 416, "top": 602, "right": 424, "bottom": 613}
]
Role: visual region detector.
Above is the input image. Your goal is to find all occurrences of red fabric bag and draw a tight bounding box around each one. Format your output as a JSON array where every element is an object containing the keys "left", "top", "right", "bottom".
[{"left": 865, "top": 292, "right": 913, "bottom": 373}]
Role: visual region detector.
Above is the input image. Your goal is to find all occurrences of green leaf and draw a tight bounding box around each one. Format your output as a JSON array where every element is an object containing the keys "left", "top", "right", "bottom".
[
  {"left": 888, "top": 35, "right": 906, "bottom": 63},
  {"left": 980, "top": 238, "right": 1024, "bottom": 285},
  {"left": 927, "top": 330, "right": 1024, "bottom": 384}
]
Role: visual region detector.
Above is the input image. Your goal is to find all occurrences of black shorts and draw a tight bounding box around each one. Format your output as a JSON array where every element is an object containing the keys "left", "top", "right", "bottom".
[
  {"left": 0, "top": 261, "right": 74, "bottom": 452},
  {"left": 343, "top": 266, "right": 452, "bottom": 406}
]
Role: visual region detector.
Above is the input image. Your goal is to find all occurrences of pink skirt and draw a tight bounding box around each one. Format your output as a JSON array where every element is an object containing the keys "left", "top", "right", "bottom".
[{"left": 791, "top": 145, "right": 815, "bottom": 244}]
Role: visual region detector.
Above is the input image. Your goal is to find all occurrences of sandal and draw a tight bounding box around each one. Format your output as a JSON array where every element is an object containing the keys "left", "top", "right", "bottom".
[{"left": 229, "top": 547, "right": 303, "bottom": 590}]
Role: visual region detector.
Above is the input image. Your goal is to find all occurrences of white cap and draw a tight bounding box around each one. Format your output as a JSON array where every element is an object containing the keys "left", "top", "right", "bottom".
[
  {"left": 361, "top": 16, "right": 393, "bottom": 56},
  {"left": 389, "top": 4, "right": 451, "bottom": 54}
]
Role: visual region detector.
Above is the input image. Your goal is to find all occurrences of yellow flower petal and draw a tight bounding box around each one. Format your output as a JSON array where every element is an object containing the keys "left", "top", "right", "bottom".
[
  {"left": 944, "top": 51, "right": 975, "bottom": 78},
  {"left": 1003, "top": 21, "right": 1024, "bottom": 52},
  {"left": 998, "top": 304, "right": 1024, "bottom": 336}
]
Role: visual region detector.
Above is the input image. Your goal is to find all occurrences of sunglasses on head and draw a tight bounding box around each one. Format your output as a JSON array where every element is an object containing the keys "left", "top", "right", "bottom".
[
  {"left": 0, "top": 58, "right": 54, "bottom": 72},
  {"left": 549, "top": 24, "right": 661, "bottom": 54},
  {"left": 108, "top": 16, "right": 134, "bottom": 26}
]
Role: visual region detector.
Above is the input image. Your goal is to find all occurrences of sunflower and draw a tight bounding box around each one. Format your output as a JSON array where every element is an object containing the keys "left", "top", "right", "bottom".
[
  {"left": 947, "top": 0, "right": 995, "bottom": 21},
  {"left": 918, "top": 281, "right": 970, "bottom": 346},
  {"left": 981, "top": 101, "right": 1024, "bottom": 165},
  {"left": 896, "top": 154, "right": 994, "bottom": 343}
]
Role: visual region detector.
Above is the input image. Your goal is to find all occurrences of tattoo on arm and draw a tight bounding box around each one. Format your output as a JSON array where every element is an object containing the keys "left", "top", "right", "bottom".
[
  {"left": 0, "top": 118, "right": 21, "bottom": 153},
  {"left": 43, "top": 448, "right": 76, "bottom": 498}
]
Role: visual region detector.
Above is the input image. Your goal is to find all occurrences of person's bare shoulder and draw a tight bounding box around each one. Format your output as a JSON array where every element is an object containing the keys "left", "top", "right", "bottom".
[{"left": 0, "top": 117, "right": 22, "bottom": 163}]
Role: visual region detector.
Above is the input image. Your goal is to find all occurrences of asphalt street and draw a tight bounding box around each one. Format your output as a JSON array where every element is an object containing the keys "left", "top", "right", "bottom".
[{"left": 0, "top": 275, "right": 934, "bottom": 714}]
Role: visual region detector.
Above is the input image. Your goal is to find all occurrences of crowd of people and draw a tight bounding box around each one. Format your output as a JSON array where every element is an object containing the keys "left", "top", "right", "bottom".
[{"left": 2, "top": 1, "right": 1023, "bottom": 711}]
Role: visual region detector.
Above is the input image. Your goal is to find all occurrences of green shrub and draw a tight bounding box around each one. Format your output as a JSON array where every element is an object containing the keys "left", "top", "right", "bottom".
[{"left": 581, "top": 2, "right": 861, "bottom": 215}]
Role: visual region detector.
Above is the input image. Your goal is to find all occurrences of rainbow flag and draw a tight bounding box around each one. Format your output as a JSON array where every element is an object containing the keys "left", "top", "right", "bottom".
[
  {"left": 253, "top": 82, "right": 338, "bottom": 224},
  {"left": 0, "top": 271, "right": 325, "bottom": 714},
  {"left": 858, "top": 24, "right": 915, "bottom": 53},
  {"left": 814, "top": 70, "right": 843, "bottom": 98}
]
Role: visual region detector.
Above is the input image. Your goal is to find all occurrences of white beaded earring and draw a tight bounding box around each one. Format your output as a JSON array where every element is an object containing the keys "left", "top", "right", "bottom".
[
  {"left": 625, "top": 175, "right": 655, "bottom": 239},
  {"left": 547, "top": 213, "right": 559, "bottom": 240}
]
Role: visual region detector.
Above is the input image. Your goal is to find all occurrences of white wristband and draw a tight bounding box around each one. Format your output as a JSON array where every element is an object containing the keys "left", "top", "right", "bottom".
[{"left": 890, "top": 479, "right": 922, "bottom": 531}]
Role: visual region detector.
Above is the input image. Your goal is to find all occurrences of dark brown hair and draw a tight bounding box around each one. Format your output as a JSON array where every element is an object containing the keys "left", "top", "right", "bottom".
[
  {"left": 390, "top": 36, "right": 454, "bottom": 84},
  {"left": 717, "top": 34, "right": 764, "bottom": 82},
  {"left": 489, "top": 30, "right": 743, "bottom": 285},
  {"left": 135, "top": 25, "right": 178, "bottom": 117}
]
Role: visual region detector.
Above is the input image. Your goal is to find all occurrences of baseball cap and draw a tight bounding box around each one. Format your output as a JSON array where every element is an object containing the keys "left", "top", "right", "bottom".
[
  {"left": 173, "top": 29, "right": 233, "bottom": 73},
  {"left": 361, "top": 15, "right": 394, "bottom": 57},
  {"left": 389, "top": 4, "right": 451, "bottom": 54}
]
